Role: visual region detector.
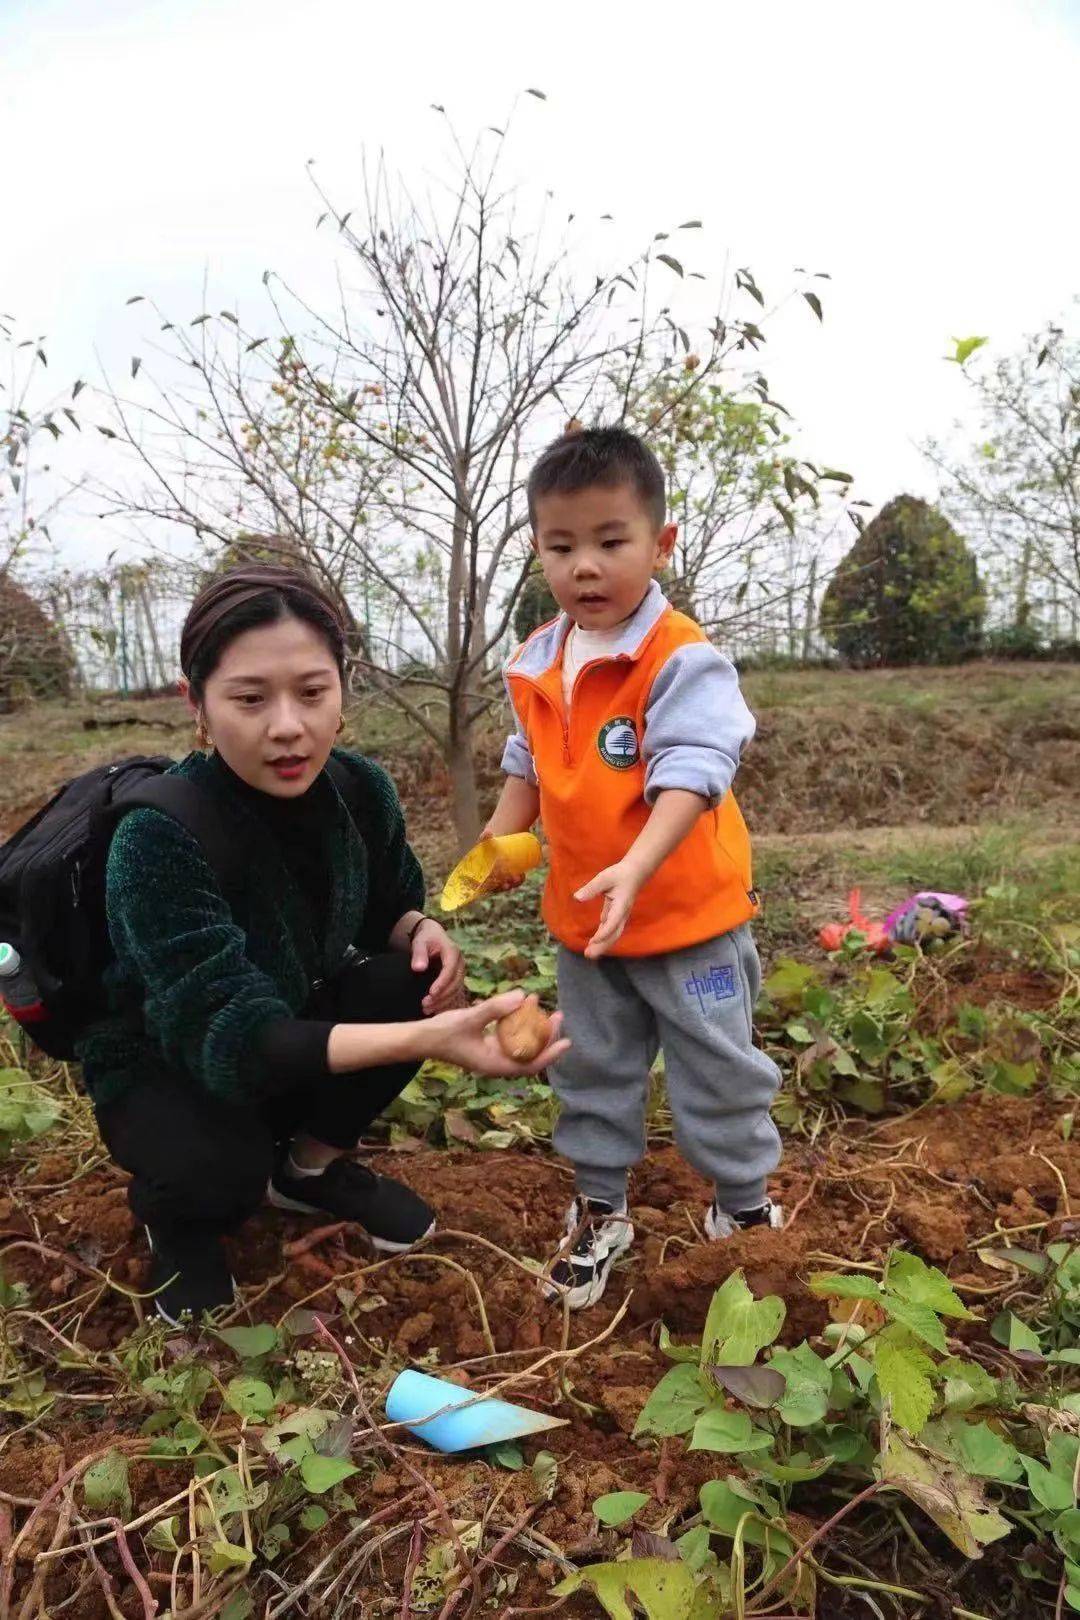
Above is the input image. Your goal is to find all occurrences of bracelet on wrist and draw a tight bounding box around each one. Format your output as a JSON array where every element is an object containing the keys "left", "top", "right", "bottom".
[{"left": 404, "top": 915, "right": 429, "bottom": 943}]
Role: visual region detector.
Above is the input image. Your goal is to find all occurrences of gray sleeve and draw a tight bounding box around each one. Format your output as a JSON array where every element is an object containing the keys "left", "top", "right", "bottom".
[
  {"left": 499, "top": 668, "right": 538, "bottom": 785},
  {"left": 642, "top": 643, "right": 755, "bottom": 807}
]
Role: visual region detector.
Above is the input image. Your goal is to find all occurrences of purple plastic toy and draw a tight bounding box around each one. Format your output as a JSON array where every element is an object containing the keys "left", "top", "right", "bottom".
[{"left": 884, "top": 891, "right": 968, "bottom": 946}]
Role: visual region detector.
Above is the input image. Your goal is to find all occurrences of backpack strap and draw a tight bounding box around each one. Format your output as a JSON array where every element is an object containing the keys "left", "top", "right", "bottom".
[{"left": 106, "top": 777, "right": 240, "bottom": 894}]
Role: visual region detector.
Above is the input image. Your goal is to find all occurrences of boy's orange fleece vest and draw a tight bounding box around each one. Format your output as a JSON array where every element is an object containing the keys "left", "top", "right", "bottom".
[{"left": 505, "top": 601, "right": 758, "bottom": 957}]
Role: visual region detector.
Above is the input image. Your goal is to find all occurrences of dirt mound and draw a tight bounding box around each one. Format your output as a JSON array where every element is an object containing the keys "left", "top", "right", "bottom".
[
  {"left": 6, "top": 1091, "right": 1077, "bottom": 1364},
  {"left": 3, "top": 1089, "right": 1080, "bottom": 1616}
]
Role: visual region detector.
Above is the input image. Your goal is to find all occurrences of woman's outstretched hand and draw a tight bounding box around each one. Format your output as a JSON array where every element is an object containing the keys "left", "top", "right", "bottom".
[{"left": 427, "top": 990, "right": 569, "bottom": 1077}]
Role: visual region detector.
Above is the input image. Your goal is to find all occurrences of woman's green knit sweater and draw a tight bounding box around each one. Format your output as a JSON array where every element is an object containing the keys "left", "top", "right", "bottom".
[{"left": 76, "top": 748, "right": 425, "bottom": 1107}]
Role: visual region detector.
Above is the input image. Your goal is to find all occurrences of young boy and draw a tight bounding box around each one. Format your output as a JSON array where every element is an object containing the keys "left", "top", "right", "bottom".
[{"left": 483, "top": 426, "right": 783, "bottom": 1309}]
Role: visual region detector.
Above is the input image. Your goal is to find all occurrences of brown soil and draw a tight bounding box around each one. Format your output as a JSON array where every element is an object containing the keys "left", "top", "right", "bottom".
[{"left": 3, "top": 1092, "right": 1079, "bottom": 1602}]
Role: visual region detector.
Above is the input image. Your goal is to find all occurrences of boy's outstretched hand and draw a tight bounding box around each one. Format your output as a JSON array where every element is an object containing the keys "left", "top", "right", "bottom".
[{"left": 575, "top": 860, "right": 644, "bottom": 958}]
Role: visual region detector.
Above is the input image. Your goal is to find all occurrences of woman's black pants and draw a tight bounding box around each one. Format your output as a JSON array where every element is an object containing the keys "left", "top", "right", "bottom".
[{"left": 94, "top": 953, "right": 431, "bottom": 1237}]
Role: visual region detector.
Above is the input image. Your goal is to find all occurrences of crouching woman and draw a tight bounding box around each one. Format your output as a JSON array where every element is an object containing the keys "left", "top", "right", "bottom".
[{"left": 76, "top": 563, "right": 567, "bottom": 1321}]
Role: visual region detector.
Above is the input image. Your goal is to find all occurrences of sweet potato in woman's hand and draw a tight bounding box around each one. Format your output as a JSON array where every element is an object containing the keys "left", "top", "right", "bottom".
[{"left": 496, "top": 994, "right": 554, "bottom": 1062}]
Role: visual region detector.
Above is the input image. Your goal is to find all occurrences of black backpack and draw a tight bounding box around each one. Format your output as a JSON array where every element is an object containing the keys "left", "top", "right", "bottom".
[{"left": 0, "top": 753, "right": 364, "bottom": 1061}]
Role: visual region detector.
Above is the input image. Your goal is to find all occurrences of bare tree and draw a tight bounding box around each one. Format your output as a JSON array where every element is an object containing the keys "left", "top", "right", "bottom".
[
  {"left": 621, "top": 343, "right": 854, "bottom": 638},
  {"left": 100, "top": 114, "right": 821, "bottom": 845},
  {"left": 1, "top": 317, "right": 84, "bottom": 579},
  {"left": 927, "top": 317, "right": 1080, "bottom": 629},
  {"left": 1, "top": 319, "right": 84, "bottom": 704}
]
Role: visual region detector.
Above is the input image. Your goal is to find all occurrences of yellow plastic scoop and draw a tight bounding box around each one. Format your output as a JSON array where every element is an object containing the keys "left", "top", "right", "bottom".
[{"left": 439, "top": 833, "right": 542, "bottom": 913}]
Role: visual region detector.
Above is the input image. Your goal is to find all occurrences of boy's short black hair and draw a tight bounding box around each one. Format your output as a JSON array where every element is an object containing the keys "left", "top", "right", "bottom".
[{"left": 527, "top": 425, "right": 666, "bottom": 530}]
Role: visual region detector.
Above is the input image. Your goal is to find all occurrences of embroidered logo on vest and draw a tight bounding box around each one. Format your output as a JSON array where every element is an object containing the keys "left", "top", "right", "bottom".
[{"left": 597, "top": 717, "right": 640, "bottom": 770}]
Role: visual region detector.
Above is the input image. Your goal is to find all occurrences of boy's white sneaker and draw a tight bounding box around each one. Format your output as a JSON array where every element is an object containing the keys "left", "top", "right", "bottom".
[
  {"left": 541, "top": 1195, "right": 634, "bottom": 1310},
  {"left": 705, "top": 1198, "right": 785, "bottom": 1240}
]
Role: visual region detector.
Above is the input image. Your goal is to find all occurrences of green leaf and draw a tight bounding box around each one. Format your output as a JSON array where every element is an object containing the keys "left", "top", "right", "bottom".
[
  {"left": 837, "top": 1077, "right": 886, "bottom": 1113},
  {"left": 955, "top": 1002, "right": 988, "bottom": 1039},
  {"left": 1050, "top": 1434, "right": 1080, "bottom": 1487},
  {"left": 864, "top": 968, "right": 901, "bottom": 1007},
  {"left": 259, "top": 1522, "right": 291, "bottom": 1563},
  {"left": 1054, "top": 1508, "right": 1080, "bottom": 1559},
  {"left": 532, "top": 1450, "right": 558, "bottom": 1502},
  {"left": 278, "top": 1435, "right": 314, "bottom": 1465},
  {"left": 210, "top": 1469, "right": 268, "bottom": 1518},
  {"left": 803, "top": 291, "right": 823, "bottom": 321},
  {"left": 881, "top": 1294, "right": 947, "bottom": 1353},
  {"left": 217, "top": 1325, "right": 278, "bottom": 1359},
  {"left": 657, "top": 1324, "right": 700, "bottom": 1364},
  {"left": 594, "top": 1491, "right": 650, "bottom": 1526},
  {"left": 299, "top": 1454, "right": 358, "bottom": 1494},
  {"left": 83, "top": 1451, "right": 131, "bottom": 1517},
  {"left": 809, "top": 1272, "right": 883, "bottom": 1302},
  {"left": 657, "top": 254, "right": 684, "bottom": 277},
  {"left": 700, "top": 1269, "right": 785, "bottom": 1368},
  {"left": 146, "top": 1516, "right": 180, "bottom": 1554},
  {"left": 225, "top": 1377, "right": 276, "bottom": 1419},
  {"left": 874, "top": 1339, "right": 935, "bottom": 1435},
  {"left": 220, "top": 1588, "right": 253, "bottom": 1620},
  {"left": 990, "top": 1312, "right": 1043, "bottom": 1355},
  {"left": 763, "top": 958, "right": 817, "bottom": 1003},
  {"left": 944, "top": 1419, "right": 1022, "bottom": 1482},
  {"left": 988, "top": 1059, "right": 1037, "bottom": 1094},
  {"left": 769, "top": 1343, "right": 833, "bottom": 1427},
  {"left": 208, "top": 1543, "right": 255, "bottom": 1576},
  {"left": 675, "top": 1524, "right": 712, "bottom": 1571},
  {"left": 633, "top": 1364, "right": 709, "bottom": 1437},
  {"left": 939, "top": 1357, "right": 1000, "bottom": 1412},
  {"left": 486, "top": 1441, "right": 525, "bottom": 1470},
  {"left": 882, "top": 1434, "right": 1012, "bottom": 1556},
  {"left": 554, "top": 1557, "right": 718, "bottom": 1620},
  {"left": 688, "top": 1408, "right": 754, "bottom": 1453},
  {"left": 749, "top": 1451, "right": 833, "bottom": 1484},
  {"left": 1022, "top": 1455, "right": 1075, "bottom": 1512},
  {"left": 299, "top": 1504, "right": 329, "bottom": 1532},
  {"left": 949, "top": 335, "right": 989, "bottom": 365},
  {"left": 978, "top": 1246, "right": 1048, "bottom": 1277},
  {"left": 886, "top": 1252, "right": 974, "bottom": 1320},
  {"left": 699, "top": 1479, "right": 791, "bottom": 1553},
  {"left": 849, "top": 1010, "right": 887, "bottom": 1060}
]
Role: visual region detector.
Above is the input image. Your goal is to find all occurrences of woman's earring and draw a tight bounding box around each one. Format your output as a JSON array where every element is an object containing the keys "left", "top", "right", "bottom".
[
  {"left": 195, "top": 715, "right": 212, "bottom": 751},
  {"left": 336, "top": 714, "right": 345, "bottom": 735}
]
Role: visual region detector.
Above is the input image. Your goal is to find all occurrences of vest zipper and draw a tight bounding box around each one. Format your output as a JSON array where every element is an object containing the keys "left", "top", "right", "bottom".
[{"left": 512, "top": 654, "right": 631, "bottom": 768}]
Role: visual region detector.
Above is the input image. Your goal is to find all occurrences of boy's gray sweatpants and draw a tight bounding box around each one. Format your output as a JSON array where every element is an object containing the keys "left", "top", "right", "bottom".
[{"left": 549, "top": 925, "right": 782, "bottom": 1212}]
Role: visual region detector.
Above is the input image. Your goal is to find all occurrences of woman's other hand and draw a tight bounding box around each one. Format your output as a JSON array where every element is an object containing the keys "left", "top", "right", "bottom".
[{"left": 409, "top": 918, "right": 467, "bottom": 1014}]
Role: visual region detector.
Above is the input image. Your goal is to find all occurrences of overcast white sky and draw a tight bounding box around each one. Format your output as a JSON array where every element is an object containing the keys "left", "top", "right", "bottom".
[{"left": 3, "top": 0, "right": 1079, "bottom": 568}]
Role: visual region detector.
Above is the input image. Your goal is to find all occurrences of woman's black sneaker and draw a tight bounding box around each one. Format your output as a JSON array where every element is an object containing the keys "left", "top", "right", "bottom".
[
  {"left": 145, "top": 1227, "right": 235, "bottom": 1325},
  {"left": 268, "top": 1158, "right": 436, "bottom": 1253}
]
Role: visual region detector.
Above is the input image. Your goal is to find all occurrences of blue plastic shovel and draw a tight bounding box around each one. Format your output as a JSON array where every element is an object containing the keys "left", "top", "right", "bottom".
[{"left": 385, "top": 1368, "right": 568, "bottom": 1453}]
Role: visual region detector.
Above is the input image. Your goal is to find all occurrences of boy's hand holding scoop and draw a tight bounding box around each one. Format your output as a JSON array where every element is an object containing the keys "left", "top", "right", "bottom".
[{"left": 439, "top": 833, "right": 561, "bottom": 1067}]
